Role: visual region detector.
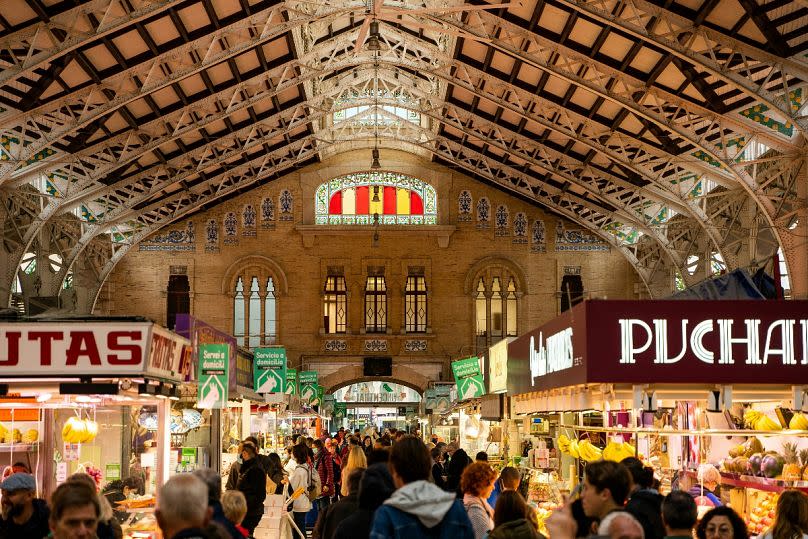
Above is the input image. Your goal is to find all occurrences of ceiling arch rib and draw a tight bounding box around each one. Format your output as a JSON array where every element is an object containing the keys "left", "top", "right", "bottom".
[
  {"left": 0, "top": 0, "right": 177, "bottom": 89},
  {"left": 532, "top": 0, "right": 808, "bottom": 133},
  {"left": 0, "top": 3, "right": 356, "bottom": 183},
  {"left": 427, "top": 9, "right": 800, "bottom": 270},
  {"left": 11, "top": 31, "right": 732, "bottom": 292}
]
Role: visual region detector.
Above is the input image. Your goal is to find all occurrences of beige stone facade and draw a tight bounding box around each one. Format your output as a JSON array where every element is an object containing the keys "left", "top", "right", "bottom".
[{"left": 97, "top": 150, "right": 639, "bottom": 390}]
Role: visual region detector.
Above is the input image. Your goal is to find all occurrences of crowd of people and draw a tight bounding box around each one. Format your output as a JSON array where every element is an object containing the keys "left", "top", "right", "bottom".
[{"left": 0, "top": 431, "right": 807, "bottom": 539}]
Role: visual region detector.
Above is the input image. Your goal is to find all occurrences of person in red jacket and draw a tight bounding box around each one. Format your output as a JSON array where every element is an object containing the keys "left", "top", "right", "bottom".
[{"left": 313, "top": 439, "right": 334, "bottom": 512}]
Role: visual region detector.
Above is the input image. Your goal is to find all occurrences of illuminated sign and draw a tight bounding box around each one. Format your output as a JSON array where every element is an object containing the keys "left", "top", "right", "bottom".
[{"left": 619, "top": 318, "right": 808, "bottom": 366}]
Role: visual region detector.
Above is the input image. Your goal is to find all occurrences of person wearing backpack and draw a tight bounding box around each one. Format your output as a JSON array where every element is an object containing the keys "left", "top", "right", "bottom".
[
  {"left": 289, "top": 443, "right": 316, "bottom": 538},
  {"left": 313, "top": 439, "right": 335, "bottom": 511}
]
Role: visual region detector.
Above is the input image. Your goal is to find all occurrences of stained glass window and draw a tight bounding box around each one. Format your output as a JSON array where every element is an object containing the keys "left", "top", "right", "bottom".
[
  {"left": 315, "top": 172, "right": 437, "bottom": 225},
  {"left": 324, "top": 276, "right": 347, "bottom": 334},
  {"left": 234, "top": 278, "right": 245, "bottom": 343},
  {"left": 365, "top": 276, "right": 387, "bottom": 333},
  {"left": 233, "top": 274, "right": 278, "bottom": 348},
  {"left": 265, "top": 277, "right": 276, "bottom": 344},
  {"left": 249, "top": 277, "right": 261, "bottom": 348},
  {"left": 405, "top": 276, "right": 427, "bottom": 333}
]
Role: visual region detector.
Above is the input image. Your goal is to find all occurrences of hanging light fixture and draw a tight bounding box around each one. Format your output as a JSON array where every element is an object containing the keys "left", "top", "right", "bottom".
[
  {"left": 370, "top": 51, "right": 381, "bottom": 170},
  {"left": 367, "top": 20, "right": 381, "bottom": 51}
]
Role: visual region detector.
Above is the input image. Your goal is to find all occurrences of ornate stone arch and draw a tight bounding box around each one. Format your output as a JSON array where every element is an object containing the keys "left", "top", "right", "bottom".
[
  {"left": 221, "top": 255, "right": 288, "bottom": 296},
  {"left": 321, "top": 364, "right": 429, "bottom": 395},
  {"left": 463, "top": 256, "right": 528, "bottom": 295}
]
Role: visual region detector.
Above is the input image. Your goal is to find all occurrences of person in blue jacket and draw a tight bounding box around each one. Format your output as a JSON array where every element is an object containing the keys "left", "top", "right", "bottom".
[{"left": 370, "top": 436, "right": 475, "bottom": 539}]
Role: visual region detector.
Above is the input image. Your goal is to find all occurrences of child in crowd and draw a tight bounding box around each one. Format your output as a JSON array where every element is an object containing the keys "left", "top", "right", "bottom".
[{"left": 222, "top": 489, "right": 250, "bottom": 538}]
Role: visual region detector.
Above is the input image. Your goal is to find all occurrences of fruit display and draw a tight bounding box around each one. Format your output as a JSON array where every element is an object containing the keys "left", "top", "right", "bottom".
[
  {"left": 745, "top": 491, "right": 777, "bottom": 535},
  {"left": 62, "top": 417, "right": 99, "bottom": 444},
  {"left": 744, "top": 410, "right": 781, "bottom": 431},
  {"left": 782, "top": 442, "right": 801, "bottom": 480},
  {"left": 601, "top": 440, "right": 637, "bottom": 462},
  {"left": 557, "top": 435, "right": 608, "bottom": 462},
  {"left": 534, "top": 501, "right": 560, "bottom": 536},
  {"left": 0, "top": 422, "right": 38, "bottom": 445},
  {"left": 789, "top": 412, "right": 808, "bottom": 430}
]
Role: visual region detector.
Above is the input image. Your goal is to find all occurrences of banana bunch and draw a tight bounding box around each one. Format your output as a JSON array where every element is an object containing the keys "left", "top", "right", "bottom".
[
  {"left": 602, "top": 441, "right": 637, "bottom": 462},
  {"left": 557, "top": 434, "right": 580, "bottom": 459},
  {"left": 2, "top": 429, "right": 21, "bottom": 444},
  {"left": 578, "top": 440, "right": 603, "bottom": 462},
  {"left": 789, "top": 413, "right": 808, "bottom": 430},
  {"left": 62, "top": 418, "right": 99, "bottom": 444},
  {"left": 744, "top": 410, "right": 782, "bottom": 431}
]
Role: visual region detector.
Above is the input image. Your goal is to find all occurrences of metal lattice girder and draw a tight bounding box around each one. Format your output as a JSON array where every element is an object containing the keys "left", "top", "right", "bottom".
[
  {"left": 0, "top": 0, "right": 177, "bottom": 89},
  {"left": 423, "top": 11, "right": 803, "bottom": 268},
  {"left": 552, "top": 0, "right": 808, "bottom": 131},
  {"left": 0, "top": 3, "right": 354, "bottom": 182},
  {"left": 429, "top": 10, "right": 801, "bottom": 202},
  {"left": 79, "top": 136, "right": 323, "bottom": 311}
]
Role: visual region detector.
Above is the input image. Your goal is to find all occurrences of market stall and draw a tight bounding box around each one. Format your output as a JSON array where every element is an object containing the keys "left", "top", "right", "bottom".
[
  {"left": 506, "top": 299, "right": 808, "bottom": 532},
  {"left": 0, "top": 317, "right": 193, "bottom": 538}
]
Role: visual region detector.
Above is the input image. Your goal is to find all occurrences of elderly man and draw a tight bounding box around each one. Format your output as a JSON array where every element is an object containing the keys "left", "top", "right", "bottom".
[
  {"left": 49, "top": 481, "right": 100, "bottom": 539},
  {"left": 155, "top": 474, "right": 212, "bottom": 539},
  {"left": 0, "top": 472, "right": 49, "bottom": 538},
  {"left": 193, "top": 468, "right": 242, "bottom": 539},
  {"left": 599, "top": 512, "right": 645, "bottom": 539}
]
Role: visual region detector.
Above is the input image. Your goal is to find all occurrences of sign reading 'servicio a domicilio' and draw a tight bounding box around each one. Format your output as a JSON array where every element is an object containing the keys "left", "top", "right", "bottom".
[
  {"left": 253, "top": 347, "right": 286, "bottom": 394},
  {"left": 507, "top": 300, "right": 808, "bottom": 395},
  {"left": 198, "top": 343, "right": 229, "bottom": 409}
]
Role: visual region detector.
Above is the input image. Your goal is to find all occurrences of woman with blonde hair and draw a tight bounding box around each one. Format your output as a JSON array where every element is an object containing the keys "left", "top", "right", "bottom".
[{"left": 341, "top": 445, "right": 367, "bottom": 496}]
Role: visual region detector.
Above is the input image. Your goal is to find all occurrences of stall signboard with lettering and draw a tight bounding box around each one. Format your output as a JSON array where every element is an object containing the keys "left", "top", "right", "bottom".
[
  {"left": 286, "top": 369, "right": 297, "bottom": 396},
  {"left": 451, "top": 356, "right": 486, "bottom": 400},
  {"left": 197, "top": 343, "right": 229, "bottom": 409},
  {"left": 253, "top": 347, "right": 286, "bottom": 393},
  {"left": 175, "top": 315, "right": 238, "bottom": 392},
  {"left": 0, "top": 322, "right": 190, "bottom": 382},
  {"left": 507, "top": 300, "right": 808, "bottom": 395},
  {"left": 488, "top": 338, "right": 513, "bottom": 394},
  {"left": 147, "top": 324, "right": 192, "bottom": 382},
  {"left": 299, "top": 371, "right": 318, "bottom": 402}
]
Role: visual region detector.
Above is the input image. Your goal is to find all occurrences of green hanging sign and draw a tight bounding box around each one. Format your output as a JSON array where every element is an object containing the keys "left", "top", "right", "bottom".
[
  {"left": 382, "top": 383, "right": 393, "bottom": 393},
  {"left": 321, "top": 395, "right": 335, "bottom": 416},
  {"left": 198, "top": 343, "right": 229, "bottom": 409},
  {"left": 253, "top": 347, "right": 286, "bottom": 394},
  {"left": 451, "top": 356, "right": 486, "bottom": 400},
  {"left": 334, "top": 403, "right": 347, "bottom": 419},
  {"left": 311, "top": 385, "right": 324, "bottom": 407},
  {"left": 299, "top": 371, "right": 318, "bottom": 402},
  {"left": 286, "top": 369, "right": 297, "bottom": 396}
]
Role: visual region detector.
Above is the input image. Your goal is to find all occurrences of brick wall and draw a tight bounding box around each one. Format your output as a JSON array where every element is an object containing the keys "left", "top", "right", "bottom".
[{"left": 98, "top": 150, "right": 638, "bottom": 386}]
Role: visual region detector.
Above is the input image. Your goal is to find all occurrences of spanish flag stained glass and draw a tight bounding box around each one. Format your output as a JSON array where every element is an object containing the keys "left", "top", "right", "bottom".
[{"left": 315, "top": 172, "right": 437, "bottom": 225}]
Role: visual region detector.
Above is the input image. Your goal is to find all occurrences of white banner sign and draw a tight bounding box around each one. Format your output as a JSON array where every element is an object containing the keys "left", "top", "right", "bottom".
[
  {"left": 488, "top": 338, "right": 513, "bottom": 394},
  {"left": 0, "top": 322, "right": 190, "bottom": 382}
]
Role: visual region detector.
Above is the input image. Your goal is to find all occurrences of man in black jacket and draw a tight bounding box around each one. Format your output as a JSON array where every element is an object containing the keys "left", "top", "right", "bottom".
[
  {"left": 0, "top": 473, "right": 50, "bottom": 539},
  {"left": 226, "top": 436, "right": 270, "bottom": 490},
  {"left": 236, "top": 442, "right": 267, "bottom": 536},
  {"left": 313, "top": 468, "right": 363, "bottom": 539},
  {"left": 622, "top": 457, "right": 665, "bottom": 539}
]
